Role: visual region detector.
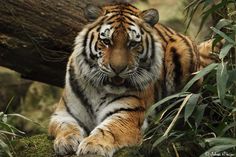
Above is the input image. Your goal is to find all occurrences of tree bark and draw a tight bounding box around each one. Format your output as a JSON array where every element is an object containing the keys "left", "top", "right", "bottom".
[{"left": 0, "top": 0, "right": 105, "bottom": 87}]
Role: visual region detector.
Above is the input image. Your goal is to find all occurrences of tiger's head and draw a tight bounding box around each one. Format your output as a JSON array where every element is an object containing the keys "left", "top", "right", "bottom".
[{"left": 72, "top": 3, "right": 163, "bottom": 94}]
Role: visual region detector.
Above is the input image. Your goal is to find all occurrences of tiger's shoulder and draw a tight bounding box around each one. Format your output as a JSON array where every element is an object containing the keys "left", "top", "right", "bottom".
[{"left": 153, "top": 23, "right": 220, "bottom": 96}]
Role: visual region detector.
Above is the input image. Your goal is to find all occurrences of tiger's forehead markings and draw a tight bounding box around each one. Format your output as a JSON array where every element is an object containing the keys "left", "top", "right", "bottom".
[
  {"left": 127, "top": 24, "right": 141, "bottom": 42},
  {"left": 99, "top": 22, "right": 141, "bottom": 42},
  {"left": 100, "top": 24, "right": 114, "bottom": 39},
  {"left": 103, "top": 3, "right": 139, "bottom": 16}
]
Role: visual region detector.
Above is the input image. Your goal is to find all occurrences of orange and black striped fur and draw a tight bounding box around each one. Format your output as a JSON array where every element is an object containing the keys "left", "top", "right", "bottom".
[{"left": 48, "top": 3, "right": 220, "bottom": 157}]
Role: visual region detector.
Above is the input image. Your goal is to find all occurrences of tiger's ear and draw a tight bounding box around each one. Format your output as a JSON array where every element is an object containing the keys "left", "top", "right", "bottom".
[
  {"left": 85, "top": 4, "right": 103, "bottom": 22},
  {"left": 140, "top": 9, "right": 159, "bottom": 26}
]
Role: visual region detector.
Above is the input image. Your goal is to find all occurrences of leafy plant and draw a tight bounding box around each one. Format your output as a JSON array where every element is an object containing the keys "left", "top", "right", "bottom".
[
  {"left": 145, "top": 0, "right": 236, "bottom": 156},
  {"left": 0, "top": 99, "right": 40, "bottom": 157}
]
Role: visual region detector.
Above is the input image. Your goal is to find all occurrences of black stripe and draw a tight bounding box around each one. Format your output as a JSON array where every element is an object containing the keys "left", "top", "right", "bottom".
[
  {"left": 126, "top": 21, "right": 135, "bottom": 26},
  {"left": 193, "top": 44, "right": 200, "bottom": 71},
  {"left": 89, "top": 33, "right": 98, "bottom": 60},
  {"left": 108, "top": 10, "right": 136, "bottom": 16},
  {"left": 150, "top": 35, "right": 156, "bottom": 59},
  {"left": 101, "top": 106, "right": 145, "bottom": 122},
  {"left": 82, "top": 17, "right": 106, "bottom": 56},
  {"left": 123, "top": 14, "right": 135, "bottom": 22},
  {"left": 159, "top": 23, "right": 175, "bottom": 35},
  {"left": 122, "top": 11, "right": 136, "bottom": 16},
  {"left": 161, "top": 44, "right": 166, "bottom": 52},
  {"left": 96, "top": 100, "right": 106, "bottom": 112},
  {"left": 155, "top": 27, "right": 168, "bottom": 44},
  {"left": 97, "top": 128, "right": 105, "bottom": 136},
  {"left": 105, "top": 15, "right": 118, "bottom": 23},
  {"left": 68, "top": 65, "right": 94, "bottom": 118},
  {"left": 178, "top": 34, "right": 195, "bottom": 73},
  {"left": 97, "top": 127, "right": 116, "bottom": 140},
  {"left": 107, "top": 95, "right": 141, "bottom": 105},
  {"left": 158, "top": 24, "right": 173, "bottom": 39},
  {"left": 95, "top": 41, "right": 98, "bottom": 52},
  {"left": 140, "top": 35, "right": 149, "bottom": 62},
  {"left": 63, "top": 97, "right": 90, "bottom": 135},
  {"left": 162, "top": 53, "right": 167, "bottom": 98},
  {"left": 124, "top": 7, "right": 137, "bottom": 13},
  {"left": 171, "top": 47, "right": 182, "bottom": 86},
  {"left": 106, "top": 130, "right": 116, "bottom": 141}
]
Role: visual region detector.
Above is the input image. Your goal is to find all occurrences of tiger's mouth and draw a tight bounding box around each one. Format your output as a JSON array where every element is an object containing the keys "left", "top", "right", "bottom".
[{"left": 108, "top": 76, "right": 126, "bottom": 86}]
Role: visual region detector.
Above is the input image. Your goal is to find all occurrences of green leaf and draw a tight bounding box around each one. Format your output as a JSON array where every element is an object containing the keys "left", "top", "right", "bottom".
[
  {"left": 218, "top": 122, "right": 236, "bottom": 136},
  {"left": 217, "top": 63, "right": 229, "bottom": 104},
  {"left": 205, "top": 137, "right": 236, "bottom": 146},
  {"left": 152, "top": 135, "right": 168, "bottom": 148},
  {"left": 200, "top": 145, "right": 236, "bottom": 157},
  {"left": 154, "top": 98, "right": 184, "bottom": 124},
  {"left": 219, "top": 44, "right": 234, "bottom": 59},
  {"left": 211, "top": 27, "right": 235, "bottom": 44},
  {"left": 228, "top": 69, "right": 236, "bottom": 85},
  {"left": 0, "top": 139, "right": 13, "bottom": 157},
  {"left": 184, "top": 0, "right": 204, "bottom": 32},
  {"left": 146, "top": 92, "right": 189, "bottom": 116},
  {"left": 163, "top": 94, "right": 193, "bottom": 136},
  {"left": 182, "top": 63, "right": 218, "bottom": 92},
  {"left": 193, "top": 104, "right": 207, "bottom": 128},
  {"left": 184, "top": 93, "right": 201, "bottom": 122},
  {"left": 7, "top": 113, "right": 43, "bottom": 128},
  {"left": 215, "top": 19, "right": 233, "bottom": 30},
  {"left": 197, "top": 0, "right": 228, "bottom": 35}
]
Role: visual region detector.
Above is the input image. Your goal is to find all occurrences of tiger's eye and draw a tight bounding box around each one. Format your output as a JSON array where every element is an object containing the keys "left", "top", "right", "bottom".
[
  {"left": 129, "top": 41, "right": 139, "bottom": 48},
  {"left": 102, "top": 39, "right": 111, "bottom": 45}
]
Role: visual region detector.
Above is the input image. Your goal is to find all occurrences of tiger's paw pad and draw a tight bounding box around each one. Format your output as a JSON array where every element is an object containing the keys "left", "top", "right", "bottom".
[
  {"left": 76, "top": 137, "right": 114, "bottom": 157},
  {"left": 54, "top": 133, "right": 83, "bottom": 156}
]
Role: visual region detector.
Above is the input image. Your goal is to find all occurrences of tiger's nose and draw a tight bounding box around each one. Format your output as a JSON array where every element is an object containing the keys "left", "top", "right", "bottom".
[{"left": 110, "top": 64, "right": 127, "bottom": 74}]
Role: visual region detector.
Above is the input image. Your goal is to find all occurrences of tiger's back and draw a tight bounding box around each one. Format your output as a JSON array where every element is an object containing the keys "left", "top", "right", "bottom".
[
  {"left": 154, "top": 23, "right": 201, "bottom": 99},
  {"left": 48, "top": 3, "right": 218, "bottom": 157}
]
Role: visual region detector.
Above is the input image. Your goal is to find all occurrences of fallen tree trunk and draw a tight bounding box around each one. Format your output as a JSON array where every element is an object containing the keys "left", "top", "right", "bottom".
[
  {"left": 0, "top": 0, "right": 93, "bottom": 87},
  {"left": 0, "top": 0, "right": 135, "bottom": 87}
]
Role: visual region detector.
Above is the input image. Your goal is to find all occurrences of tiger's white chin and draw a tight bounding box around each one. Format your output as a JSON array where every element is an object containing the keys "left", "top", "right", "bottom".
[{"left": 104, "top": 85, "right": 127, "bottom": 95}]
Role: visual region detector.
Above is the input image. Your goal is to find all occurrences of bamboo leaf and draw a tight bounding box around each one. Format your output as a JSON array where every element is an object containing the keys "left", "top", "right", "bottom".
[
  {"left": 0, "top": 139, "right": 13, "bottom": 157},
  {"left": 163, "top": 94, "right": 193, "bottom": 136},
  {"left": 7, "top": 113, "right": 43, "bottom": 127},
  {"left": 193, "top": 104, "right": 207, "bottom": 128},
  {"left": 218, "top": 122, "right": 236, "bottom": 136},
  {"left": 219, "top": 44, "right": 234, "bottom": 59},
  {"left": 154, "top": 100, "right": 183, "bottom": 124},
  {"left": 182, "top": 63, "right": 218, "bottom": 92},
  {"left": 205, "top": 137, "right": 236, "bottom": 146},
  {"left": 152, "top": 135, "right": 168, "bottom": 148},
  {"left": 197, "top": 0, "right": 228, "bottom": 35},
  {"left": 146, "top": 92, "right": 189, "bottom": 116},
  {"left": 200, "top": 145, "right": 236, "bottom": 157},
  {"left": 211, "top": 27, "right": 235, "bottom": 44},
  {"left": 215, "top": 19, "right": 233, "bottom": 30},
  {"left": 217, "top": 63, "right": 229, "bottom": 104},
  {"left": 184, "top": 93, "right": 201, "bottom": 122}
]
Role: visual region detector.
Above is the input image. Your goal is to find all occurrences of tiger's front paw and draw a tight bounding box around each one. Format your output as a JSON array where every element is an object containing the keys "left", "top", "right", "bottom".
[
  {"left": 54, "top": 132, "right": 83, "bottom": 156},
  {"left": 76, "top": 135, "right": 115, "bottom": 157}
]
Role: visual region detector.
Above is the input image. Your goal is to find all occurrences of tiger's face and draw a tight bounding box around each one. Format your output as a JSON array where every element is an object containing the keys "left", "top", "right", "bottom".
[{"left": 75, "top": 4, "right": 163, "bottom": 94}]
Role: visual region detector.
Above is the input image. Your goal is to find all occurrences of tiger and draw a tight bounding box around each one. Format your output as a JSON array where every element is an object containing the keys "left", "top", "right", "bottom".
[{"left": 48, "top": 3, "right": 220, "bottom": 157}]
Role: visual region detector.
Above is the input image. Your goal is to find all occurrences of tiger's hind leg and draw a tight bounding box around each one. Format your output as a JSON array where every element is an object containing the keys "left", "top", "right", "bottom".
[
  {"left": 76, "top": 97, "right": 145, "bottom": 157},
  {"left": 48, "top": 97, "right": 87, "bottom": 156}
]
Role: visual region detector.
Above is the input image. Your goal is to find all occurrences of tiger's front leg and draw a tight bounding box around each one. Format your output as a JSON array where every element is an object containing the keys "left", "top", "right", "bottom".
[
  {"left": 48, "top": 97, "right": 87, "bottom": 156},
  {"left": 77, "top": 97, "right": 145, "bottom": 157}
]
